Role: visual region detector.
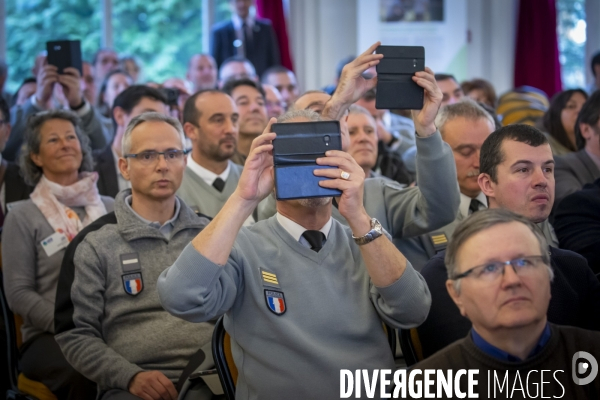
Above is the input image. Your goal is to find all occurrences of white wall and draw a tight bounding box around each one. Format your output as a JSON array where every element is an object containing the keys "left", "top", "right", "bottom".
[
  {"left": 586, "top": 0, "right": 600, "bottom": 86},
  {"left": 288, "top": 0, "right": 357, "bottom": 92},
  {"left": 287, "top": 0, "right": 518, "bottom": 96},
  {"left": 466, "top": 0, "right": 518, "bottom": 94}
]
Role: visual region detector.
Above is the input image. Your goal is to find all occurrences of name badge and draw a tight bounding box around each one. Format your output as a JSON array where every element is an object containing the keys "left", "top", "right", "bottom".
[{"left": 40, "top": 232, "right": 69, "bottom": 257}]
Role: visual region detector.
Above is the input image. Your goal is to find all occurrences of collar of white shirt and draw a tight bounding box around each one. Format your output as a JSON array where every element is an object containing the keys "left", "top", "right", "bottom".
[
  {"left": 232, "top": 13, "right": 255, "bottom": 31},
  {"left": 276, "top": 212, "right": 333, "bottom": 242},
  {"left": 459, "top": 191, "right": 488, "bottom": 218},
  {"left": 187, "top": 156, "right": 231, "bottom": 186}
]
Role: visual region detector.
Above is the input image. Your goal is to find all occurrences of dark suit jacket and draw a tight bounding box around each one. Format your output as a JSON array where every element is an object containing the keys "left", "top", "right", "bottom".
[
  {"left": 416, "top": 247, "right": 600, "bottom": 359},
  {"left": 554, "top": 150, "right": 600, "bottom": 208},
  {"left": 4, "top": 162, "right": 33, "bottom": 211},
  {"left": 93, "top": 146, "right": 119, "bottom": 198},
  {"left": 210, "top": 18, "right": 281, "bottom": 77},
  {"left": 554, "top": 178, "right": 600, "bottom": 273}
]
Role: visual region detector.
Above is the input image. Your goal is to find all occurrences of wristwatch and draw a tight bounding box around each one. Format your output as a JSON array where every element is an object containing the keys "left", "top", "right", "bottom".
[{"left": 352, "top": 218, "right": 383, "bottom": 245}]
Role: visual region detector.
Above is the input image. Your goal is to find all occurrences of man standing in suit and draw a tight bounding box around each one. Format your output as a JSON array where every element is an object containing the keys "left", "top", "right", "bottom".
[
  {"left": 554, "top": 90, "right": 600, "bottom": 207},
  {"left": 396, "top": 100, "right": 495, "bottom": 270},
  {"left": 94, "top": 86, "right": 169, "bottom": 197},
  {"left": 178, "top": 89, "right": 247, "bottom": 220},
  {"left": 210, "top": 0, "right": 281, "bottom": 77}
]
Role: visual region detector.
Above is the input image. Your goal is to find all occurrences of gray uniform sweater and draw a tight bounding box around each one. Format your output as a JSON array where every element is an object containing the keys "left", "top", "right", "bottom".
[
  {"left": 2, "top": 196, "right": 114, "bottom": 342},
  {"left": 158, "top": 216, "right": 431, "bottom": 400},
  {"left": 257, "top": 130, "right": 460, "bottom": 241},
  {"left": 176, "top": 162, "right": 242, "bottom": 218},
  {"left": 55, "top": 190, "right": 213, "bottom": 392}
]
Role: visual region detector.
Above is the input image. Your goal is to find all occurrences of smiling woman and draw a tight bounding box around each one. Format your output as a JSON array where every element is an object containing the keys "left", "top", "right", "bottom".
[{"left": 1, "top": 109, "right": 113, "bottom": 397}]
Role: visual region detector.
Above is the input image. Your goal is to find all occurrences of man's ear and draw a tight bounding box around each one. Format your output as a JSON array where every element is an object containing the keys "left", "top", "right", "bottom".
[
  {"left": 118, "top": 157, "right": 130, "bottom": 181},
  {"left": 478, "top": 173, "right": 495, "bottom": 198},
  {"left": 446, "top": 280, "right": 468, "bottom": 318},
  {"left": 113, "top": 106, "right": 126, "bottom": 128},
  {"left": 579, "top": 123, "right": 594, "bottom": 142},
  {"left": 183, "top": 122, "right": 198, "bottom": 141}
]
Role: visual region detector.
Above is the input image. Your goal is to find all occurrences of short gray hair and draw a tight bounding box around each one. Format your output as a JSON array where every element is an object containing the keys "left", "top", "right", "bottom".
[
  {"left": 276, "top": 109, "right": 322, "bottom": 124},
  {"left": 19, "top": 109, "right": 94, "bottom": 186},
  {"left": 348, "top": 104, "right": 375, "bottom": 121},
  {"left": 122, "top": 112, "right": 187, "bottom": 156},
  {"left": 435, "top": 99, "right": 495, "bottom": 136},
  {"left": 445, "top": 209, "right": 553, "bottom": 292}
]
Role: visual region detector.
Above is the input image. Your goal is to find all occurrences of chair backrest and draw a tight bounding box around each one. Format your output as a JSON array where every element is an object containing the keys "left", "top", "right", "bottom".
[
  {"left": 383, "top": 323, "right": 396, "bottom": 356},
  {"left": 211, "top": 316, "right": 398, "bottom": 400},
  {"left": 399, "top": 328, "right": 424, "bottom": 367},
  {"left": 212, "top": 316, "right": 237, "bottom": 400},
  {"left": 0, "top": 271, "right": 21, "bottom": 392}
]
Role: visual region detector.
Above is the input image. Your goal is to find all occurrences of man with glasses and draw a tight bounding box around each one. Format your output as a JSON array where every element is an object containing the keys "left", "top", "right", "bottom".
[
  {"left": 56, "top": 112, "right": 213, "bottom": 400},
  {"left": 416, "top": 124, "right": 600, "bottom": 359},
  {"left": 407, "top": 209, "right": 600, "bottom": 398}
]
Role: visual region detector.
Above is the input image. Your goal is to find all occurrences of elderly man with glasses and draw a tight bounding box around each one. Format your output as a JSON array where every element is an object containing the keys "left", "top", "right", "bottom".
[
  {"left": 406, "top": 209, "right": 600, "bottom": 398},
  {"left": 55, "top": 112, "right": 213, "bottom": 400}
]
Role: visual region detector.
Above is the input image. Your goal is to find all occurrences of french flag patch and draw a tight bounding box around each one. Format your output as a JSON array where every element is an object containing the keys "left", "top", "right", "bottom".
[
  {"left": 122, "top": 273, "right": 143, "bottom": 296},
  {"left": 265, "top": 290, "right": 286, "bottom": 315}
]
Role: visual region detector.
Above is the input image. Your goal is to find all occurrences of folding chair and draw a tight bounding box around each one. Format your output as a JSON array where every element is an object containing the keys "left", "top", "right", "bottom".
[
  {"left": 211, "top": 317, "right": 236, "bottom": 400},
  {"left": 399, "top": 328, "right": 424, "bottom": 367}
]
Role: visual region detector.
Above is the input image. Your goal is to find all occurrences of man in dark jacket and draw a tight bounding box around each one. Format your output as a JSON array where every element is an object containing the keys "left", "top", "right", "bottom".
[
  {"left": 210, "top": 0, "right": 280, "bottom": 77},
  {"left": 554, "top": 177, "right": 600, "bottom": 273}
]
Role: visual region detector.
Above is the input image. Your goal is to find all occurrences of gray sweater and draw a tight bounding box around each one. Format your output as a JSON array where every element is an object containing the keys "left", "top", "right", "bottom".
[
  {"left": 177, "top": 162, "right": 242, "bottom": 218},
  {"left": 55, "top": 191, "right": 213, "bottom": 392},
  {"left": 257, "top": 130, "right": 460, "bottom": 241},
  {"left": 158, "top": 216, "right": 431, "bottom": 400},
  {"left": 2, "top": 196, "right": 114, "bottom": 343}
]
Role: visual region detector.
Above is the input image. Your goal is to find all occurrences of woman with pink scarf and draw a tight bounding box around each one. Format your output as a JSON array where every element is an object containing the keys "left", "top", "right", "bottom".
[{"left": 2, "top": 109, "right": 113, "bottom": 399}]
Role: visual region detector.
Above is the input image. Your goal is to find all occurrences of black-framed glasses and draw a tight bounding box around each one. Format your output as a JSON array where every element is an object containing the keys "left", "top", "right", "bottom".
[
  {"left": 451, "top": 255, "right": 547, "bottom": 282},
  {"left": 124, "top": 149, "right": 190, "bottom": 165}
]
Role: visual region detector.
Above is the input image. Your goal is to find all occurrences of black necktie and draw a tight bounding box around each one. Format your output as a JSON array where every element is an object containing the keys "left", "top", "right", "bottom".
[
  {"left": 302, "top": 230, "right": 325, "bottom": 252},
  {"left": 212, "top": 177, "right": 225, "bottom": 192},
  {"left": 242, "top": 22, "right": 252, "bottom": 55},
  {"left": 469, "top": 198, "right": 481, "bottom": 215}
]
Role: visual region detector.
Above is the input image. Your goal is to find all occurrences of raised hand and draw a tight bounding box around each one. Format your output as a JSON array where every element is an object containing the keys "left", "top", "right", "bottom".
[
  {"left": 411, "top": 67, "right": 443, "bottom": 137},
  {"left": 324, "top": 42, "right": 383, "bottom": 121},
  {"left": 58, "top": 67, "right": 84, "bottom": 109},
  {"left": 235, "top": 118, "right": 277, "bottom": 204},
  {"left": 313, "top": 150, "right": 371, "bottom": 235},
  {"left": 35, "top": 64, "right": 59, "bottom": 107}
]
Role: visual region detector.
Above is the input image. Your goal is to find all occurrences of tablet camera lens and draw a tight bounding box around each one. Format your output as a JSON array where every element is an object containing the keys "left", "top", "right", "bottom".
[{"left": 324, "top": 135, "right": 330, "bottom": 146}]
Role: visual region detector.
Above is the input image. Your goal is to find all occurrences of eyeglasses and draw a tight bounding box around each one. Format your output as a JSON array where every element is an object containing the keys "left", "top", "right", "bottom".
[
  {"left": 124, "top": 149, "right": 189, "bottom": 165},
  {"left": 451, "top": 255, "right": 547, "bottom": 282}
]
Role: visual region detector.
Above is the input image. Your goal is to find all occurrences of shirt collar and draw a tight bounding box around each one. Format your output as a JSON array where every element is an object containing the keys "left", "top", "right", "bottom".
[
  {"left": 471, "top": 323, "right": 552, "bottom": 362},
  {"left": 125, "top": 194, "right": 181, "bottom": 229},
  {"left": 459, "top": 191, "right": 488, "bottom": 217},
  {"left": 275, "top": 212, "right": 332, "bottom": 242},
  {"left": 232, "top": 13, "right": 254, "bottom": 31},
  {"left": 187, "top": 156, "right": 231, "bottom": 186}
]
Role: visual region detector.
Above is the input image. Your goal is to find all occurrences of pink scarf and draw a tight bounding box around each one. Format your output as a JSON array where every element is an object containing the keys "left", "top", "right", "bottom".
[{"left": 30, "top": 172, "right": 107, "bottom": 241}]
